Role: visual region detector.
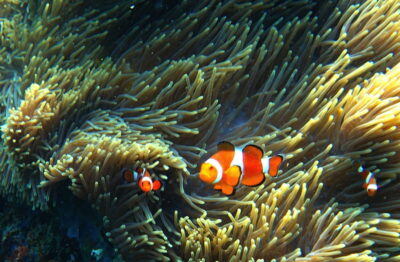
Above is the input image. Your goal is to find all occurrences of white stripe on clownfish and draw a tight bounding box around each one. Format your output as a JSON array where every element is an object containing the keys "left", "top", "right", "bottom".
[
  {"left": 261, "top": 157, "right": 269, "bottom": 174},
  {"left": 205, "top": 158, "right": 223, "bottom": 184},
  {"left": 140, "top": 176, "right": 153, "bottom": 190},
  {"left": 231, "top": 148, "right": 244, "bottom": 185},
  {"left": 356, "top": 163, "right": 379, "bottom": 197},
  {"left": 231, "top": 148, "right": 244, "bottom": 170},
  {"left": 365, "top": 171, "right": 374, "bottom": 185},
  {"left": 367, "top": 183, "right": 378, "bottom": 191}
]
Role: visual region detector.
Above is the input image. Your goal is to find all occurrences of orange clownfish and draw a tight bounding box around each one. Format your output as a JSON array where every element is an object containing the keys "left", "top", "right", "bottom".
[
  {"left": 199, "top": 141, "right": 284, "bottom": 195},
  {"left": 123, "top": 167, "right": 162, "bottom": 192},
  {"left": 357, "top": 165, "right": 378, "bottom": 197}
]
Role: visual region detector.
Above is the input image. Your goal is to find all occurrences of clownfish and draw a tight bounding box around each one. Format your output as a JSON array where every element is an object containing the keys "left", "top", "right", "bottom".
[
  {"left": 357, "top": 164, "right": 378, "bottom": 197},
  {"left": 199, "top": 141, "right": 284, "bottom": 195},
  {"left": 122, "top": 167, "right": 162, "bottom": 192}
]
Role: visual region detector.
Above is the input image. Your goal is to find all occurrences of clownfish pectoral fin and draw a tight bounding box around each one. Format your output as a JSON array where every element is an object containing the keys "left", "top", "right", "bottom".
[
  {"left": 243, "top": 144, "right": 264, "bottom": 159},
  {"left": 221, "top": 184, "right": 234, "bottom": 195},
  {"left": 153, "top": 180, "right": 162, "bottom": 191},
  {"left": 213, "top": 182, "right": 234, "bottom": 195},
  {"left": 224, "top": 165, "right": 241, "bottom": 186},
  {"left": 217, "top": 141, "right": 235, "bottom": 151},
  {"left": 241, "top": 172, "right": 265, "bottom": 186},
  {"left": 213, "top": 184, "right": 222, "bottom": 190},
  {"left": 268, "top": 155, "right": 284, "bottom": 177},
  {"left": 362, "top": 183, "right": 368, "bottom": 189}
]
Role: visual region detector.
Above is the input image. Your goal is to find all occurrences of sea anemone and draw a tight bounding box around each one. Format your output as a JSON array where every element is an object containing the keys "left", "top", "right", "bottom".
[{"left": 0, "top": 0, "right": 400, "bottom": 261}]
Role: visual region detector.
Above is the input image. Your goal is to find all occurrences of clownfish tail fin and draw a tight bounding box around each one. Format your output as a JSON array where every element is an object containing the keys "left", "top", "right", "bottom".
[{"left": 267, "top": 154, "right": 284, "bottom": 177}]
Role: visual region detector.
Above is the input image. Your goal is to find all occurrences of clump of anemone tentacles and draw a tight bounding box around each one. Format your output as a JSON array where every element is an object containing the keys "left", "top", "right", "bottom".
[{"left": 0, "top": 0, "right": 400, "bottom": 261}]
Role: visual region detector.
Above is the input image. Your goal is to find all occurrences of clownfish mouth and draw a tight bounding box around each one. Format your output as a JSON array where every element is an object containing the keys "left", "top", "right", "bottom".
[{"left": 140, "top": 181, "right": 152, "bottom": 192}]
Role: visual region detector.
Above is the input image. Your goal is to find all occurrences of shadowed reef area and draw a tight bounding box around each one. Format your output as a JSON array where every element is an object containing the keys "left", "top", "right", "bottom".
[{"left": 0, "top": 0, "right": 400, "bottom": 261}]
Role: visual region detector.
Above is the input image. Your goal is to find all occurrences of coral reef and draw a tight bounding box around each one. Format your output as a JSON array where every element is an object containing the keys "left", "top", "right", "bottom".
[{"left": 1, "top": 0, "right": 400, "bottom": 261}]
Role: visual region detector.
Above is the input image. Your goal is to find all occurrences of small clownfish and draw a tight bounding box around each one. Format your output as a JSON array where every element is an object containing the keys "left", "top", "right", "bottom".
[
  {"left": 122, "top": 167, "right": 162, "bottom": 192},
  {"left": 356, "top": 164, "right": 379, "bottom": 197},
  {"left": 199, "top": 141, "right": 284, "bottom": 195}
]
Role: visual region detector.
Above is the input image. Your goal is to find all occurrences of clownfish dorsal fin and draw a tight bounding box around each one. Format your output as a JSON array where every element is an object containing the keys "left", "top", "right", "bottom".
[
  {"left": 243, "top": 144, "right": 264, "bottom": 159},
  {"left": 217, "top": 141, "right": 235, "bottom": 151}
]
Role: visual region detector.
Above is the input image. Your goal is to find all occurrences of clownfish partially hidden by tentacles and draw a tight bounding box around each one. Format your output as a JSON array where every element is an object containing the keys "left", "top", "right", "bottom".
[
  {"left": 123, "top": 167, "right": 162, "bottom": 192},
  {"left": 199, "top": 141, "right": 284, "bottom": 195},
  {"left": 356, "top": 164, "right": 379, "bottom": 197}
]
